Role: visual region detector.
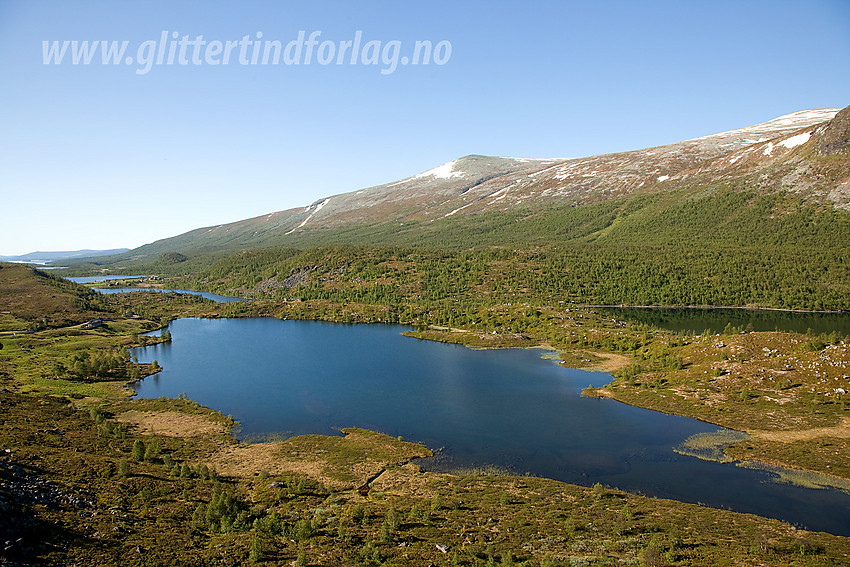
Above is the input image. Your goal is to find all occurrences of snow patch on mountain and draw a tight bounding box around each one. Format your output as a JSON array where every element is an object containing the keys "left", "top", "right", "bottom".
[
  {"left": 693, "top": 110, "right": 837, "bottom": 142},
  {"left": 779, "top": 131, "right": 811, "bottom": 149},
  {"left": 443, "top": 201, "right": 474, "bottom": 217},
  {"left": 287, "top": 198, "right": 330, "bottom": 234},
  {"left": 414, "top": 160, "right": 465, "bottom": 180}
]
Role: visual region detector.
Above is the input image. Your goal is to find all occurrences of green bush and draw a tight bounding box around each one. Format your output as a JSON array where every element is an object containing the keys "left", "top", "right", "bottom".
[
  {"left": 118, "top": 459, "right": 131, "bottom": 477},
  {"left": 144, "top": 439, "right": 161, "bottom": 461},
  {"left": 132, "top": 440, "right": 145, "bottom": 462},
  {"left": 249, "top": 535, "right": 264, "bottom": 563}
]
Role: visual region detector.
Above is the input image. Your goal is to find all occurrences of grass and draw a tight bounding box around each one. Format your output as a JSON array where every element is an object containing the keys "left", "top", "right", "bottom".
[
  {"left": 736, "top": 461, "right": 850, "bottom": 493},
  {"left": 674, "top": 430, "right": 751, "bottom": 463}
]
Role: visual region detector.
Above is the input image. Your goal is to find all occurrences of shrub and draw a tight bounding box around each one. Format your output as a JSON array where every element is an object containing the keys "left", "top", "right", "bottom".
[
  {"left": 144, "top": 439, "right": 161, "bottom": 461},
  {"left": 249, "top": 535, "right": 264, "bottom": 563},
  {"left": 89, "top": 406, "right": 107, "bottom": 423},
  {"left": 118, "top": 459, "right": 131, "bottom": 477},
  {"left": 132, "top": 440, "right": 145, "bottom": 462},
  {"left": 294, "top": 519, "right": 313, "bottom": 541},
  {"left": 385, "top": 507, "right": 399, "bottom": 531}
]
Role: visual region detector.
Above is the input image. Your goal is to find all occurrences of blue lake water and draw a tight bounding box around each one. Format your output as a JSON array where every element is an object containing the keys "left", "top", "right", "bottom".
[
  {"left": 131, "top": 318, "right": 850, "bottom": 535},
  {"left": 65, "top": 275, "right": 245, "bottom": 302},
  {"left": 67, "top": 275, "right": 148, "bottom": 283},
  {"left": 94, "top": 288, "right": 246, "bottom": 303}
]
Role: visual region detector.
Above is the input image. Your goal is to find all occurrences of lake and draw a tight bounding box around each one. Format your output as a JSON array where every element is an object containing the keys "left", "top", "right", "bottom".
[
  {"left": 94, "top": 288, "right": 246, "bottom": 303},
  {"left": 65, "top": 275, "right": 246, "bottom": 303},
  {"left": 131, "top": 318, "right": 850, "bottom": 535},
  {"left": 67, "top": 275, "right": 148, "bottom": 284},
  {"left": 597, "top": 306, "right": 850, "bottom": 336}
]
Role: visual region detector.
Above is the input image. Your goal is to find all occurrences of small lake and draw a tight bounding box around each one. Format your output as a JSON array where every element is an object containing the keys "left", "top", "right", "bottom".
[
  {"left": 94, "top": 288, "right": 246, "bottom": 303},
  {"left": 597, "top": 306, "right": 850, "bottom": 336},
  {"left": 67, "top": 275, "right": 148, "bottom": 283},
  {"left": 131, "top": 318, "right": 850, "bottom": 535}
]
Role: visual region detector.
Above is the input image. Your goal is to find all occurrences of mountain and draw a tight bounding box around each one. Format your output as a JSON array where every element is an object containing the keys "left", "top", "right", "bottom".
[
  {"left": 83, "top": 106, "right": 850, "bottom": 264},
  {"left": 0, "top": 249, "right": 130, "bottom": 263}
]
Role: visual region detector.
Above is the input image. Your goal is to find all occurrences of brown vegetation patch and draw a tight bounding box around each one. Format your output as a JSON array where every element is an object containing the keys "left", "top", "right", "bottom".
[
  {"left": 577, "top": 351, "right": 632, "bottom": 372},
  {"left": 211, "top": 428, "right": 431, "bottom": 490},
  {"left": 749, "top": 416, "right": 850, "bottom": 443},
  {"left": 213, "top": 442, "right": 331, "bottom": 483},
  {"left": 116, "top": 410, "right": 227, "bottom": 437},
  {"left": 368, "top": 463, "right": 440, "bottom": 497}
]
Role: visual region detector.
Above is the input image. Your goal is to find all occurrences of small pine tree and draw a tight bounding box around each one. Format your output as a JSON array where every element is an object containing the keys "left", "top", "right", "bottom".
[
  {"left": 118, "top": 459, "right": 131, "bottom": 477},
  {"left": 592, "top": 482, "right": 606, "bottom": 499},
  {"left": 132, "top": 440, "right": 145, "bottom": 462},
  {"left": 249, "top": 535, "right": 264, "bottom": 563},
  {"left": 144, "top": 439, "right": 161, "bottom": 461},
  {"left": 191, "top": 503, "right": 207, "bottom": 529},
  {"left": 385, "top": 507, "right": 399, "bottom": 531},
  {"left": 378, "top": 519, "right": 392, "bottom": 543},
  {"left": 294, "top": 519, "right": 313, "bottom": 541},
  {"left": 128, "top": 365, "right": 141, "bottom": 380}
]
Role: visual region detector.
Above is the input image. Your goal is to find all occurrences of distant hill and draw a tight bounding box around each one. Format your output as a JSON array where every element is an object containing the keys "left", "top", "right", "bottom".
[
  {"left": 72, "top": 106, "right": 850, "bottom": 267},
  {"left": 0, "top": 249, "right": 130, "bottom": 263}
]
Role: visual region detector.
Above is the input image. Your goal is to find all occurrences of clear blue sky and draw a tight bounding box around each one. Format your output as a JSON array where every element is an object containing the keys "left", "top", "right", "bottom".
[{"left": 1, "top": 0, "right": 849, "bottom": 256}]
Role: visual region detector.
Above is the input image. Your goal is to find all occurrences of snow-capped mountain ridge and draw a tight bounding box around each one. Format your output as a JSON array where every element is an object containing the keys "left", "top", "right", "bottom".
[{"left": 117, "top": 106, "right": 848, "bottom": 258}]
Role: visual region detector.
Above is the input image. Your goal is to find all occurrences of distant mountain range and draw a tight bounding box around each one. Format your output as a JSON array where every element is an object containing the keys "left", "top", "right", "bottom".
[
  {"left": 0, "top": 249, "right": 130, "bottom": 263},
  {"left": 74, "top": 105, "right": 850, "bottom": 265}
]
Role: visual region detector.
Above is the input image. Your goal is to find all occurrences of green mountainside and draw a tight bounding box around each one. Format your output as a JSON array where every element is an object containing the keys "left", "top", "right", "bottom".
[
  {"left": 66, "top": 107, "right": 846, "bottom": 258},
  {"left": 63, "top": 108, "right": 849, "bottom": 303}
]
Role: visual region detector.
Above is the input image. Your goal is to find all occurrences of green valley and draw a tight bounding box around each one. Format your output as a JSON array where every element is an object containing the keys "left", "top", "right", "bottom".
[{"left": 4, "top": 105, "right": 850, "bottom": 566}]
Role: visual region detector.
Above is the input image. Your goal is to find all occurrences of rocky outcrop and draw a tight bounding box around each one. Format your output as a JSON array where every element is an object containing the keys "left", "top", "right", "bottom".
[{"left": 815, "top": 105, "right": 850, "bottom": 156}]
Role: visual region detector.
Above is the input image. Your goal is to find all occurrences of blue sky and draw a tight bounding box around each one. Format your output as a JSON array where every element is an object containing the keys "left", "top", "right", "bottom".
[{"left": 1, "top": 0, "right": 849, "bottom": 256}]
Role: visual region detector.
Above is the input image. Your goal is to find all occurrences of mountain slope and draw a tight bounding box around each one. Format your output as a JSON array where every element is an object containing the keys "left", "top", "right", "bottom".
[
  {"left": 0, "top": 263, "right": 107, "bottom": 330},
  {"left": 86, "top": 107, "right": 849, "bottom": 263}
]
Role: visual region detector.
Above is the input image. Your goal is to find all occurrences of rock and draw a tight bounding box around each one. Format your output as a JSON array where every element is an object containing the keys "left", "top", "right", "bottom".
[
  {"left": 436, "top": 543, "right": 449, "bottom": 553},
  {"left": 815, "top": 105, "right": 850, "bottom": 156}
]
